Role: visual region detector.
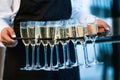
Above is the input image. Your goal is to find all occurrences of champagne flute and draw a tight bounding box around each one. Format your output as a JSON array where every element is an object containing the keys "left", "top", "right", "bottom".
[
  {"left": 27, "top": 21, "right": 36, "bottom": 70},
  {"left": 39, "top": 22, "right": 52, "bottom": 71},
  {"left": 71, "top": 19, "right": 85, "bottom": 67},
  {"left": 34, "top": 21, "right": 43, "bottom": 70},
  {"left": 78, "top": 19, "right": 90, "bottom": 68},
  {"left": 86, "top": 16, "right": 103, "bottom": 65},
  {"left": 53, "top": 21, "right": 64, "bottom": 70},
  {"left": 20, "top": 22, "right": 32, "bottom": 70},
  {"left": 65, "top": 19, "right": 79, "bottom": 68},
  {"left": 56, "top": 21, "right": 67, "bottom": 69},
  {"left": 42, "top": 21, "right": 56, "bottom": 71}
]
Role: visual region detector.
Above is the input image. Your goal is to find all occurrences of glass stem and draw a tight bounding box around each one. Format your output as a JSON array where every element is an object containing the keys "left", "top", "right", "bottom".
[
  {"left": 82, "top": 42, "right": 89, "bottom": 67},
  {"left": 56, "top": 43, "right": 61, "bottom": 65},
  {"left": 73, "top": 43, "right": 79, "bottom": 66},
  {"left": 80, "top": 38, "right": 89, "bottom": 64},
  {"left": 50, "top": 45, "right": 54, "bottom": 68},
  {"left": 25, "top": 45, "right": 30, "bottom": 67},
  {"left": 44, "top": 45, "right": 48, "bottom": 67},
  {"left": 31, "top": 45, "right": 35, "bottom": 68},
  {"left": 92, "top": 40, "right": 98, "bottom": 63},
  {"left": 63, "top": 43, "right": 67, "bottom": 68},
  {"left": 66, "top": 42, "right": 71, "bottom": 63},
  {"left": 36, "top": 44, "right": 40, "bottom": 65}
]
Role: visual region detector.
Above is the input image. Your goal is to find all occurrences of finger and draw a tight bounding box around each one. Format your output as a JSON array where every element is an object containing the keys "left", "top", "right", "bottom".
[
  {"left": 97, "top": 19, "right": 110, "bottom": 31},
  {"left": 1, "top": 27, "right": 15, "bottom": 42},
  {"left": 7, "top": 27, "right": 16, "bottom": 38},
  {"left": 1, "top": 27, "right": 18, "bottom": 47},
  {"left": 98, "top": 27, "right": 105, "bottom": 33},
  {"left": 2, "top": 38, "right": 18, "bottom": 47},
  {"left": 7, "top": 29, "right": 18, "bottom": 47}
]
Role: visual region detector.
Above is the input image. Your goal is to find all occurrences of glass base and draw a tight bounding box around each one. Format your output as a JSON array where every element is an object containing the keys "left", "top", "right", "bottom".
[
  {"left": 20, "top": 66, "right": 32, "bottom": 71},
  {"left": 41, "top": 66, "right": 51, "bottom": 71},
  {"left": 90, "top": 60, "right": 104, "bottom": 66},
  {"left": 72, "top": 62, "right": 79, "bottom": 67},
  {"left": 80, "top": 63, "right": 91, "bottom": 68},
  {"left": 34, "top": 65, "right": 42, "bottom": 70},
  {"left": 66, "top": 61, "right": 74, "bottom": 68},
  {"left": 53, "top": 64, "right": 63, "bottom": 71}
]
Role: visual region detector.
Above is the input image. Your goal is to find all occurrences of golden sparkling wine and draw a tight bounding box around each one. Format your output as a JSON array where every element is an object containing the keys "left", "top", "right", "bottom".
[
  {"left": 76, "top": 26, "right": 84, "bottom": 37},
  {"left": 20, "top": 27, "right": 29, "bottom": 45},
  {"left": 28, "top": 26, "right": 35, "bottom": 45},
  {"left": 87, "top": 24, "right": 98, "bottom": 35},
  {"left": 67, "top": 26, "right": 77, "bottom": 38},
  {"left": 40, "top": 27, "right": 56, "bottom": 45}
]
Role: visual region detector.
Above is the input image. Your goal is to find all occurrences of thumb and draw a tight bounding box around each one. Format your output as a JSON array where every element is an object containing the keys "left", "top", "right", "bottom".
[
  {"left": 7, "top": 27, "right": 16, "bottom": 38},
  {"left": 6, "top": 27, "right": 18, "bottom": 47}
]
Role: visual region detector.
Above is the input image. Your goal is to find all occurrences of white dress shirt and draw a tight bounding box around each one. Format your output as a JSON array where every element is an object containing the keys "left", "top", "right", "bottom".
[{"left": 0, "top": 0, "right": 90, "bottom": 35}]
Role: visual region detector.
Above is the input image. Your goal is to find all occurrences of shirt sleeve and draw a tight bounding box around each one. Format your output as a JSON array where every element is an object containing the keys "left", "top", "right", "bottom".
[
  {"left": 0, "top": 0, "right": 13, "bottom": 33},
  {"left": 71, "top": 0, "right": 94, "bottom": 20}
]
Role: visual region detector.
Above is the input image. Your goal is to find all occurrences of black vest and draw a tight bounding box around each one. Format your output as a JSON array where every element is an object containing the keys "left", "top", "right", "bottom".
[
  {"left": 15, "top": 0, "right": 71, "bottom": 20},
  {"left": 14, "top": 0, "right": 72, "bottom": 37}
]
